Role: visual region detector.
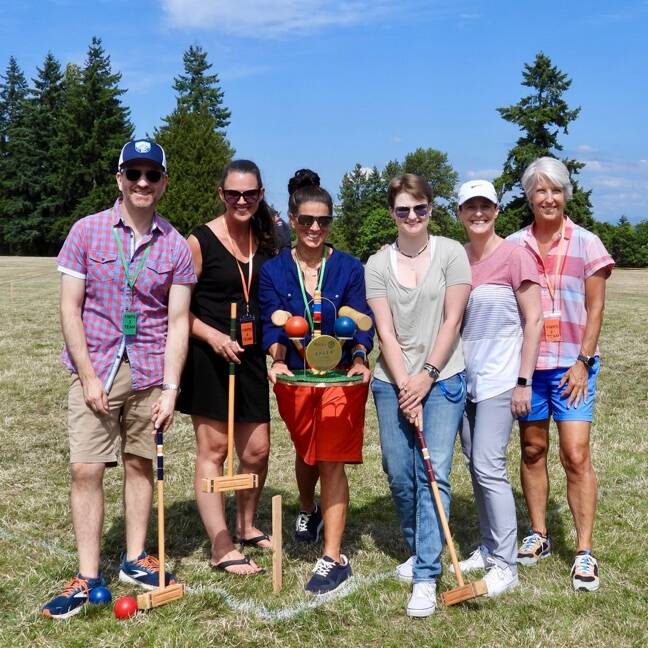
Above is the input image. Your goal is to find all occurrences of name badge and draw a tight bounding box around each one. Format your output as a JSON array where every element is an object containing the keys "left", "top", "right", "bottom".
[
  {"left": 543, "top": 310, "right": 561, "bottom": 342},
  {"left": 122, "top": 311, "right": 138, "bottom": 336},
  {"left": 240, "top": 312, "right": 256, "bottom": 346}
]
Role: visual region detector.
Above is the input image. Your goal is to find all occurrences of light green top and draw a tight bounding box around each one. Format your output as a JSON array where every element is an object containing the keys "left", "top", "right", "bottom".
[{"left": 364, "top": 236, "right": 471, "bottom": 384}]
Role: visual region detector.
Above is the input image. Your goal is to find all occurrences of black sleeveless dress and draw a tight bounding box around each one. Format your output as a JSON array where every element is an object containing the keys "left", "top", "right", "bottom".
[{"left": 177, "top": 224, "right": 271, "bottom": 422}]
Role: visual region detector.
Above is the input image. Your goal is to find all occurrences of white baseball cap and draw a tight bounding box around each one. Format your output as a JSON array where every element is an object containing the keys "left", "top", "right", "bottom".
[{"left": 458, "top": 180, "right": 498, "bottom": 207}]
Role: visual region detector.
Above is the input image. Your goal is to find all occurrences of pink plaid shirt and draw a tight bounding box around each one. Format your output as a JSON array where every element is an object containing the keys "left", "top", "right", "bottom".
[
  {"left": 57, "top": 199, "right": 196, "bottom": 391},
  {"left": 507, "top": 217, "right": 614, "bottom": 370}
]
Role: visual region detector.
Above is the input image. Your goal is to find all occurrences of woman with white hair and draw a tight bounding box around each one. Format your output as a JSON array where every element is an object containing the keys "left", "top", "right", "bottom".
[{"left": 507, "top": 156, "right": 614, "bottom": 592}]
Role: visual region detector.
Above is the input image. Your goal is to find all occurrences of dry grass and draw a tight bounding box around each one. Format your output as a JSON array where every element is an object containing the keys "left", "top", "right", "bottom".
[{"left": 0, "top": 259, "right": 646, "bottom": 647}]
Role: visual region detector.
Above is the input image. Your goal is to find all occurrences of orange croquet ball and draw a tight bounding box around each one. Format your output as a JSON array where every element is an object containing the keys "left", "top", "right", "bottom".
[{"left": 284, "top": 316, "right": 309, "bottom": 338}]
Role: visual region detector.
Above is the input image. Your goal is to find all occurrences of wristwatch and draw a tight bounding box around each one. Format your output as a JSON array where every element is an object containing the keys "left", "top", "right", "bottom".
[
  {"left": 423, "top": 363, "right": 440, "bottom": 381},
  {"left": 517, "top": 377, "right": 532, "bottom": 387},
  {"left": 577, "top": 353, "right": 596, "bottom": 368},
  {"left": 352, "top": 349, "right": 368, "bottom": 364},
  {"left": 162, "top": 383, "right": 181, "bottom": 393}
]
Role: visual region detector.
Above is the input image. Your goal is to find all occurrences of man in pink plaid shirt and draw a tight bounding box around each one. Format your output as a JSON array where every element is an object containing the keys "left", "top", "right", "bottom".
[
  {"left": 43, "top": 139, "right": 196, "bottom": 619},
  {"left": 507, "top": 157, "right": 614, "bottom": 593}
]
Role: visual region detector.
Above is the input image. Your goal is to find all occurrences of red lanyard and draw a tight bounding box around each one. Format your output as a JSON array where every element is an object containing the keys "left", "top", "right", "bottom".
[{"left": 223, "top": 220, "right": 254, "bottom": 309}]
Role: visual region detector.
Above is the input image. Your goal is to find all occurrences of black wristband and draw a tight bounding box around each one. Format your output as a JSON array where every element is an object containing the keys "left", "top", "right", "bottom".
[{"left": 271, "top": 358, "right": 287, "bottom": 368}]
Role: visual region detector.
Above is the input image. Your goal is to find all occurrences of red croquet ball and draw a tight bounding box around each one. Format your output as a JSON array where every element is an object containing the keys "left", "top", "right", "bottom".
[
  {"left": 113, "top": 595, "right": 138, "bottom": 620},
  {"left": 285, "top": 315, "right": 309, "bottom": 338}
]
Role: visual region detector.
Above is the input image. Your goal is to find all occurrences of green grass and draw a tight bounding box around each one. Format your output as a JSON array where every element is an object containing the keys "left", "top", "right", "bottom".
[{"left": 0, "top": 258, "right": 646, "bottom": 647}]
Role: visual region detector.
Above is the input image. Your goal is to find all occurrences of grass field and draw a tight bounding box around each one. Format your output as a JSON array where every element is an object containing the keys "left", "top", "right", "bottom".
[{"left": 0, "top": 257, "right": 646, "bottom": 648}]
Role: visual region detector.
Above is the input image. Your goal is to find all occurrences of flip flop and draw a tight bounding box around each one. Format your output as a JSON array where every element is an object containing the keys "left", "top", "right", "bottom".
[
  {"left": 232, "top": 533, "right": 272, "bottom": 549},
  {"left": 210, "top": 556, "right": 265, "bottom": 575}
]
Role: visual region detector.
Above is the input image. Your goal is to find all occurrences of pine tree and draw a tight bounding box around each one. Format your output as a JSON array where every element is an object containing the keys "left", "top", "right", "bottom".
[
  {"left": 495, "top": 52, "right": 593, "bottom": 235},
  {"left": 173, "top": 45, "right": 231, "bottom": 129},
  {"left": 0, "top": 56, "right": 29, "bottom": 252}
]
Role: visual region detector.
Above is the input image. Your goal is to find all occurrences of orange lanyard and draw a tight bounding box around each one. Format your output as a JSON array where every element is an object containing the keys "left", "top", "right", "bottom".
[
  {"left": 223, "top": 221, "right": 254, "bottom": 310},
  {"left": 540, "top": 222, "right": 567, "bottom": 311}
]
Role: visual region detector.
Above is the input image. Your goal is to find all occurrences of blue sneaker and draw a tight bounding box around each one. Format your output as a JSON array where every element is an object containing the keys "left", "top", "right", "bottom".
[
  {"left": 304, "top": 554, "right": 352, "bottom": 595},
  {"left": 294, "top": 504, "right": 323, "bottom": 543},
  {"left": 118, "top": 551, "right": 176, "bottom": 591},
  {"left": 42, "top": 574, "right": 106, "bottom": 619}
]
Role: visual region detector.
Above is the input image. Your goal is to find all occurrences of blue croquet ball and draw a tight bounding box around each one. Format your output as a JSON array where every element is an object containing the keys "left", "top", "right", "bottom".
[
  {"left": 89, "top": 586, "right": 112, "bottom": 605},
  {"left": 334, "top": 316, "right": 356, "bottom": 338}
]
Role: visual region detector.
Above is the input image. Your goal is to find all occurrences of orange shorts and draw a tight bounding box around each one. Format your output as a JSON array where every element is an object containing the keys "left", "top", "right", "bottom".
[{"left": 273, "top": 381, "right": 369, "bottom": 466}]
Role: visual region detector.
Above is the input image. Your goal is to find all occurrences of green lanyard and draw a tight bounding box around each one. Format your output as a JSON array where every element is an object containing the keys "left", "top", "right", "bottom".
[
  {"left": 112, "top": 227, "right": 151, "bottom": 291},
  {"left": 294, "top": 247, "right": 327, "bottom": 332}
]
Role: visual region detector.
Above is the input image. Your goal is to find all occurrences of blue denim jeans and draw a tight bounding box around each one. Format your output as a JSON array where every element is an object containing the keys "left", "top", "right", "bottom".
[{"left": 371, "top": 373, "right": 466, "bottom": 582}]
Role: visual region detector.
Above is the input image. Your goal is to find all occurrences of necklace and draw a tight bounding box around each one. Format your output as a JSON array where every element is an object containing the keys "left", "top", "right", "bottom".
[
  {"left": 396, "top": 239, "right": 429, "bottom": 259},
  {"left": 293, "top": 248, "right": 322, "bottom": 278}
]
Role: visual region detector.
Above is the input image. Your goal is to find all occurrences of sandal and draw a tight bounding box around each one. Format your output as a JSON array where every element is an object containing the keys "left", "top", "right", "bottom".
[
  {"left": 232, "top": 533, "right": 272, "bottom": 549},
  {"left": 210, "top": 555, "right": 265, "bottom": 575}
]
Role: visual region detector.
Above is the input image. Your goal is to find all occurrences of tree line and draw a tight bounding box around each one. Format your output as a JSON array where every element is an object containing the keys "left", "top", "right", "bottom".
[{"left": 0, "top": 43, "right": 645, "bottom": 266}]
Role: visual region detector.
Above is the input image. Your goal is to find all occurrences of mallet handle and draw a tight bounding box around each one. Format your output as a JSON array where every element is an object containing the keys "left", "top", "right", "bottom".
[
  {"left": 414, "top": 426, "right": 465, "bottom": 587},
  {"left": 155, "top": 429, "right": 165, "bottom": 591},
  {"left": 227, "top": 303, "right": 237, "bottom": 479}
]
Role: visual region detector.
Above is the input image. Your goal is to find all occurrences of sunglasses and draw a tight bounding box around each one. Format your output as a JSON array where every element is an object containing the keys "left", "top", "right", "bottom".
[
  {"left": 222, "top": 189, "right": 261, "bottom": 205},
  {"left": 122, "top": 168, "right": 165, "bottom": 183},
  {"left": 296, "top": 215, "right": 333, "bottom": 228},
  {"left": 393, "top": 204, "right": 430, "bottom": 219}
]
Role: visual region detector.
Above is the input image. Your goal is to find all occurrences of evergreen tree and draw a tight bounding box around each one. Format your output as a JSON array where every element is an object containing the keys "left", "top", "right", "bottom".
[
  {"left": 155, "top": 106, "right": 234, "bottom": 233},
  {"left": 173, "top": 45, "right": 231, "bottom": 129},
  {"left": 495, "top": 52, "right": 593, "bottom": 236},
  {"left": 0, "top": 56, "right": 29, "bottom": 252},
  {"left": 355, "top": 206, "right": 397, "bottom": 261}
]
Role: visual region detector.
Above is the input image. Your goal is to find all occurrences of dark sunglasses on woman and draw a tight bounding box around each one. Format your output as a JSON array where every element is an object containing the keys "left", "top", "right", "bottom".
[
  {"left": 222, "top": 189, "right": 261, "bottom": 205},
  {"left": 122, "top": 168, "right": 165, "bottom": 183},
  {"left": 296, "top": 215, "right": 333, "bottom": 228},
  {"left": 393, "top": 204, "right": 430, "bottom": 219}
]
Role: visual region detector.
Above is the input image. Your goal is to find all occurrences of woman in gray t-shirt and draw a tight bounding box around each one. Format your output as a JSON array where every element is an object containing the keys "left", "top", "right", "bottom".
[{"left": 365, "top": 173, "right": 471, "bottom": 618}]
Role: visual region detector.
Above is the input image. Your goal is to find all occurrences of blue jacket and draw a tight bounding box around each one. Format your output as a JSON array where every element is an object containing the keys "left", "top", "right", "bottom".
[{"left": 259, "top": 246, "right": 374, "bottom": 370}]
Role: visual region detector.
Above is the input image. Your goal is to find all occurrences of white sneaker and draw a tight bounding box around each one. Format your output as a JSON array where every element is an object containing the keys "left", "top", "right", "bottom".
[
  {"left": 406, "top": 581, "right": 436, "bottom": 617},
  {"left": 571, "top": 551, "right": 599, "bottom": 592},
  {"left": 395, "top": 555, "right": 415, "bottom": 583},
  {"left": 483, "top": 562, "right": 519, "bottom": 597},
  {"left": 450, "top": 545, "right": 488, "bottom": 574}
]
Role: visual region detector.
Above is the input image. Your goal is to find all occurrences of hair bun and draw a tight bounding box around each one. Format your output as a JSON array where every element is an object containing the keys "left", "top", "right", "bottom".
[{"left": 288, "top": 168, "right": 320, "bottom": 195}]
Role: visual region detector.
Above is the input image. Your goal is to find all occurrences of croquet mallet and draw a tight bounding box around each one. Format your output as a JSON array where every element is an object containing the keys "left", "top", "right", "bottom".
[
  {"left": 413, "top": 424, "right": 487, "bottom": 605},
  {"left": 137, "top": 429, "right": 185, "bottom": 610},
  {"left": 202, "top": 302, "right": 258, "bottom": 493}
]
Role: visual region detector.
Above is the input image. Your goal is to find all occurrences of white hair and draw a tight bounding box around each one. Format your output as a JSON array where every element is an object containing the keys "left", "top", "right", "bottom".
[{"left": 521, "top": 157, "right": 573, "bottom": 201}]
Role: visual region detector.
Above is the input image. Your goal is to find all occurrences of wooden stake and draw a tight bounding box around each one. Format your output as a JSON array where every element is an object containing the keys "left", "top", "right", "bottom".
[{"left": 272, "top": 495, "right": 283, "bottom": 593}]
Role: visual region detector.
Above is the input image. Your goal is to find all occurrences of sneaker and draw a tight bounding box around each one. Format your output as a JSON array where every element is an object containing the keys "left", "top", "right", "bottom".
[
  {"left": 517, "top": 530, "right": 552, "bottom": 565},
  {"left": 483, "top": 560, "right": 519, "bottom": 597},
  {"left": 571, "top": 550, "right": 599, "bottom": 592},
  {"left": 395, "top": 555, "right": 415, "bottom": 583},
  {"left": 450, "top": 545, "right": 488, "bottom": 573},
  {"left": 304, "top": 554, "right": 351, "bottom": 595},
  {"left": 406, "top": 581, "right": 436, "bottom": 617},
  {"left": 118, "top": 551, "right": 176, "bottom": 591},
  {"left": 294, "top": 504, "right": 323, "bottom": 543},
  {"left": 42, "top": 574, "right": 106, "bottom": 619}
]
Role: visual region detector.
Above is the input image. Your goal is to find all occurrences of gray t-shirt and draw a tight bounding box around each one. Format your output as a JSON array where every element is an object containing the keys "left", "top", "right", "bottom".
[{"left": 365, "top": 236, "right": 471, "bottom": 384}]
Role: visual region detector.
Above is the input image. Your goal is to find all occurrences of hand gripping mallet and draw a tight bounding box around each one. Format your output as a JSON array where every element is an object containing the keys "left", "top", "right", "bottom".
[
  {"left": 202, "top": 302, "right": 259, "bottom": 493},
  {"left": 137, "top": 429, "right": 185, "bottom": 610},
  {"left": 413, "top": 424, "right": 488, "bottom": 605}
]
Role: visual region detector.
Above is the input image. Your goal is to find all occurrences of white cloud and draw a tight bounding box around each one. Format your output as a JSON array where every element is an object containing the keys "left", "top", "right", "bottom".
[
  {"left": 466, "top": 168, "right": 499, "bottom": 180},
  {"left": 161, "top": 0, "right": 393, "bottom": 37},
  {"left": 576, "top": 144, "right": 596, "bottom": 153}
]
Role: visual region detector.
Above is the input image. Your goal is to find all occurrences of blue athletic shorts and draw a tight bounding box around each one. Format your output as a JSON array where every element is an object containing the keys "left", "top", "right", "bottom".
[{"left": 518, "top": 357, "right": 600, "bottom": 423}]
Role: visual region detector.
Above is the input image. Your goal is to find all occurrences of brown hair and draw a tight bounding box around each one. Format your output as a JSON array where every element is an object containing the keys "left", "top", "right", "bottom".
[{"left": 387, "top": 173, "right": 433, "bottom": 208}]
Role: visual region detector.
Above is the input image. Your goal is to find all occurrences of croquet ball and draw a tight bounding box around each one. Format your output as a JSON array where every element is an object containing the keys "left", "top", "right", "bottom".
[
  {"left": 285, "top": 315, "right": 309, "bottom": 338},
  {"left": 334, "top": 316, "right": 356, "bottom": 338},
  {"left": 89, "top": 586, "right": 112, "bottom": 605},
  {"left": 113, "top": 595, "right": 138, "bottom": 619}
]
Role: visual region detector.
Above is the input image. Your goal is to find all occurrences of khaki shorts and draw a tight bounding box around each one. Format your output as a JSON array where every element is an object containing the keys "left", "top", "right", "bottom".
[{"left": 68, "top": 360, "right": 160, "bottom": 464}]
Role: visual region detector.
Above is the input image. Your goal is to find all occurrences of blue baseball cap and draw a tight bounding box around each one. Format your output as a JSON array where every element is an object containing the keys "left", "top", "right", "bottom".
[{"left": 118, "top": 139, "right": 167, "bottom": 171}]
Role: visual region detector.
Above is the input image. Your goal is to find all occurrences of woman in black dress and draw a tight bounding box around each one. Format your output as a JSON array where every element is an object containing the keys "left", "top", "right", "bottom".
[{"left": 177, "top": 160, "right": 275, "bottom": 575}]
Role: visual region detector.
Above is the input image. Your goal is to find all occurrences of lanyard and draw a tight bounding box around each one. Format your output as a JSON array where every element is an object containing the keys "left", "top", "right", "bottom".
[
  {"left": 540, "top": 221, "right": 567, "bottom": 311},
  {"left": 223, "top": 221, "right": 254, "bottom": 310},
  {"left": 294, "top": 247, "right": 327, "bottom": 332},
  {"left": 112, "top": 227, "right": 150, "bottom": 291}
]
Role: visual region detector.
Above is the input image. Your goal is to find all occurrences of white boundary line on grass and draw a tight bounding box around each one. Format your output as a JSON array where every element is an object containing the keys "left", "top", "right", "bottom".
[{"left": 0, "top": 527, "right": 393, "bottom": 622}]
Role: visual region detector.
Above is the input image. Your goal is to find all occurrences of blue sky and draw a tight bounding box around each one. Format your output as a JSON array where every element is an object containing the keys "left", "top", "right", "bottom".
[{"left": 1, "top": 0, "right": 647, "bottom": 223}]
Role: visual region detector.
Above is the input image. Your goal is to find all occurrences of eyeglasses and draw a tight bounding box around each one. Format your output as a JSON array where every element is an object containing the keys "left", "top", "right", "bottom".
[
  {"left": 393, "top": 204, "right": 430, "bottom": 219},
  {"left": 296, "top": 215, "right": 333, "bottom": 228},
  {"left": 222, "top": 189, "right": 261, "bottom": 205},
  {"left": 122, "top": 168, "right": 165, "bottom": 183}
]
